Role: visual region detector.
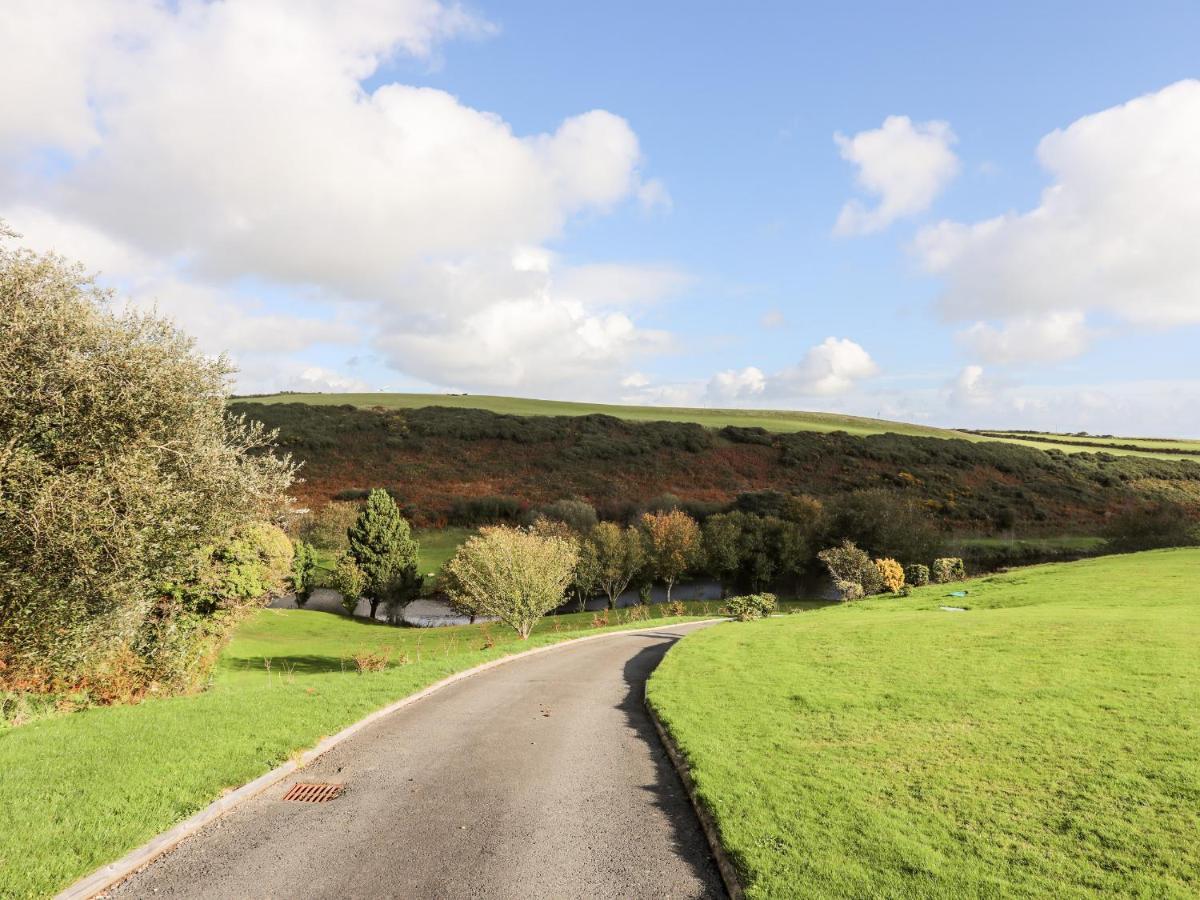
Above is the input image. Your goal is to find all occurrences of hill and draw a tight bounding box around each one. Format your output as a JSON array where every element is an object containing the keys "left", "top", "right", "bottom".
[
  {"left": 238, "top": 393, "right": 1197, "bottom": 460},
  {"left": 232, "top": 401, "right": 1200, "bottom": 533},
  {"left": 647, "top": 549, "right": 1200, "bottom": 897}
]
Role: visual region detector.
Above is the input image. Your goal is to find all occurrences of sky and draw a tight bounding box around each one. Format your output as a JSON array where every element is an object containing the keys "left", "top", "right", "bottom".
[{"left": 2, "top": 1, "right": 1199, "bottom": 436}]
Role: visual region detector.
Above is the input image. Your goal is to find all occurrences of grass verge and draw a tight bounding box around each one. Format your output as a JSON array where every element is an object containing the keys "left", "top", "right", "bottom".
[
  {"left": 0, "top": 598, "right": 758, "bottom": 898},
  {"left": 647, "top": 550, "right": 1200, "bottom": 898}
]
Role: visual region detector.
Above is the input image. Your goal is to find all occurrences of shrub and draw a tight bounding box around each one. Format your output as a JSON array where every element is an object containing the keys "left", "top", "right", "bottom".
[
  {"left": 725, "top": 593, "right": 778, "bottom": 621},
  {"left": 0, "top": 229, "right": 295, "bottom": 694},
  {"left": 291, "top": 541, "right": 318, "bottom": 606},
  {"left": 351, "top": 647, "right": 391, "bottom": 673},
  {"left": 818, "top": 540, "right": 875, "bottom": 600},
  {"left": 668, "top": 600, "right": 687, "bottom": 617},
  {"left": 932, "top": 557, "right": 967, "bottom": 584},
  {"left": 905, "top": 563, "right": 930, "bottom": 587},
  {"left": 444, "top": 526, "right": 579, "bottom": 639},
  {"left": 874, "top": 558, "right": 905, "bottom": 594},
  {"left": 448, "top": 494, "right": 526, "bottom": 526},
  {"left": 536, "top": 498, "right": 599, "bottom": 533},
  {"left": 1103, "top": 502, "right": 1200, "bottom": 552},
  {"left": 296, "top": 501, "right": 359, "bottom": 552},
  {"left": 331, "top": 556, "right": 366, "bottom": 615}
]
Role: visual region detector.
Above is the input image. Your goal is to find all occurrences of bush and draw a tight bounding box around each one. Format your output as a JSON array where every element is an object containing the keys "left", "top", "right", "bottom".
[
  {"left": 291, "top": 541, "right": 318, "bottom": 607},
  {"left": 331, "top": 556, "right": 366, "bottom": 615},
  {"left": 905, "top": 563, "right": 930, "bottom": 587},
  {"left": 932, "top": 557, "right": 966, "bottom": 584},
  {"left": 818, "top": 540, "right": 875, "bottom": 600},
  {"left": 874, "top": 558, "right": 905, "bottom": 594},
  {"left": 296, "top": 501, "right": 359, "bottom": 552},
  {"left": 1103, "top": 502, "right": 1200, "bottom": 552},
  {"left": 0, "top": 230, "right": 295, "bottom": 695},
  {"left": 535, "top": 498, "right": 598, "bottom": 533},
  {"left": 725, "top": 593, "right": 778, "bottom": 621},
  {"left": 448, "top": 494, "right": 526, "bottom": 526}
]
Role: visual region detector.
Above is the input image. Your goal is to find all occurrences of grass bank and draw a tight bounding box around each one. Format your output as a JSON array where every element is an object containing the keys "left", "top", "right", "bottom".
[
  {"left": 648, "top": 550, "right": 1200, "bottom": 898},
  {"left": 0, "top": 599, "right": 748, "bottom": 898}
]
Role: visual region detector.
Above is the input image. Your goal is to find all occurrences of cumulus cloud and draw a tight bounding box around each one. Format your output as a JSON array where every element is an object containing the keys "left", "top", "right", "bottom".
[
  {"left": 959, "top": 311, "right": 1092, "bottom": 364},
  {"left": 834, "top": 115, "right": 959, "bottom": 235},
  {"left": 918, "top": 80, "right": 1200, "bottom": 332},
  {"left": 704, "top": 337, "right": 878, "bottom": 403},
  {"left": 0, "top": 0, "right": 676, "bottom": 396}
]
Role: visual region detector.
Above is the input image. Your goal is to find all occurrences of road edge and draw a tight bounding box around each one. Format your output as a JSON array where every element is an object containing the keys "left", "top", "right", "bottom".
[
  {"left": 59, "top": 617, "right": 728, "bottom": 900},
  {"left": 645, "top": 687, "right": 746, "bottom": 900}
]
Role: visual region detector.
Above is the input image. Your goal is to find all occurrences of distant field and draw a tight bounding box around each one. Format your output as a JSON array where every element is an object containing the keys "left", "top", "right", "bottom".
[
  {"left": 238, "top": 393, "right": 1195, "bottom": 460},
  {"left": 973, "top": 430, "right": 1200, "bottom": 458},
  {"left": 648, "top": 550, "right": 1200, "bottom": 898}
]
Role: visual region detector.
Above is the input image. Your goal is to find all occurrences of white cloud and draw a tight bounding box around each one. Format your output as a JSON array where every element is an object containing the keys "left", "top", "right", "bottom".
[
  {"left": 0, "top": 1, "right": 678, "bottom": 397},
  {"left": 959, "top": 311, "right": 1092, "bottom": 364},
  {"left": 701, "top": 337, "right": 878, "bottom": 404},
  {"left": 918, "top": 80, "right": 1200, "bottom": 329},
  {"left": 774, "top": 337, "right": 879, "bottom": 396},
  {"left": 834, "top": 115, "right": 959, "bottom": 235},
  {"left": 707, "top": 367, "right": 768, "bottom": 401},
  {"left": 637, "top": 178, "right": 673, "bottom": 214}
]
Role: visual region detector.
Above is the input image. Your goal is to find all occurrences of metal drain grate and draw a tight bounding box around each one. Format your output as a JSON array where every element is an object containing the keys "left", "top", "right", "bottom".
[{"left": 282, "top": 782, "right": 343, "bottom": 803}]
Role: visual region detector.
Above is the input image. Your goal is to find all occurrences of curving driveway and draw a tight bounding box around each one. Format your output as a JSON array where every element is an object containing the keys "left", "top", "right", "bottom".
[{"left": 110, "top": 622, "right": 724, "bottom": 899}]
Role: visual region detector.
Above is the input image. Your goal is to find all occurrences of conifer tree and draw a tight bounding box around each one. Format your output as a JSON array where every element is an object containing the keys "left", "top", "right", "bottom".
[{"left": 347, "top": 489, "right": 420, "bottom": 619}]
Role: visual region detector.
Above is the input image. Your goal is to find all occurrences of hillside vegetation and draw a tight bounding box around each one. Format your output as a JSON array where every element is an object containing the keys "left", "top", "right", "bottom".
[
  {"left": 647, "top": 549, "right": 1200, "bottom": 898},
  {"left": 233, "top": 401, "right": 1200, "bottom": 532},
  {"left": 239, "top": 393, "right": 1195, "bottom": 459}
]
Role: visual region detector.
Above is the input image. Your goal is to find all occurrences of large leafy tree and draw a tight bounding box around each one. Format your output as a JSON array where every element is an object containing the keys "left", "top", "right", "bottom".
[
  {"left": 0, "top": 226, "right": 295, "bottom": 690},
  {"left": 346, "top": 489, "right": 420, "bottom": 620},
  {"left": 444, "top": 526, "right": 578, "bottom": 639},
  {"left": 640, "top": 510, "right": 703, "bottom": 603}
]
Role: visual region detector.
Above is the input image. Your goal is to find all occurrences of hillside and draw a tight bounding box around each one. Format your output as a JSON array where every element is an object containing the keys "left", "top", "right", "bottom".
[
  {"left": 233, "top": 401, "right": 1200, "bottom": 531},
  {"left": 238, "top": 393, "right": 1196, "bottom": 460},
  {"left": 647, "top": 550, "right": 1200, "bottom": 897}
]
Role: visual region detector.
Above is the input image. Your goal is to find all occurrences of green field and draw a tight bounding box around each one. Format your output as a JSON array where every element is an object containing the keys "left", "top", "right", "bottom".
[
  {"left": 648, "top": 550, "right": 1200, "bottom": 898},
  {"left": 0, "top": 597, "right": 774, "bottom": 899},
  {"left": 975, "top": 430, "right": 1200, "bottom": 455},
  {"left": 237, "top": 392, "right": 1196, "bottom": 460}
]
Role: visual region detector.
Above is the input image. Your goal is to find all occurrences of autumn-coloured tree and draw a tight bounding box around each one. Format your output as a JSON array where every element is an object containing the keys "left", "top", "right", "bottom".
[{"left": 640, "top": 510, "right": 703, "bottom": 603}]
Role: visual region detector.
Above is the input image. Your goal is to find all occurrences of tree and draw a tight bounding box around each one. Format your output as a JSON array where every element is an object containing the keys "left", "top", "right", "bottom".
[
  {"left": 331, "top": 555, "right": 366, "bottom": 616},
  {"left": 444, "top": 526, "right": 579, "bottom": 639},
  {"left": 0, "top": 226, "right": 295, "bottom": 692},
  {"left": 1103, "top": 502, "right": 1200, "bottom": 552},
  {"left": 536, "top": 498, "right": 598, "bottom": 534},
  {"left": 824, "top": 489, "right": 942, "bottom": 564},
  {"left": 588, "top": 522, "right": 645, "bottom": 609},
  {"left": 291, "top": 541, "right": 318, "bottom": 607},
  {"left": 702, "top": 513, "right": 742, "bottom": 595},
  {"left": 347, "top": 489, "right": 420, "bottom": 620},
  {"left": 640, "top": 510, "right": 703, "bottom": 603}
]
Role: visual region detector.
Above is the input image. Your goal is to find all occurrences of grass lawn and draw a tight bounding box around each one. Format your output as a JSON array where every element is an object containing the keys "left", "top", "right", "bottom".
[
  {"left": 647, "top": 549, "right": 1200, "bottom": 898},
  {"left": 0, "top": 597, "right": 761, "bottom": 899}
]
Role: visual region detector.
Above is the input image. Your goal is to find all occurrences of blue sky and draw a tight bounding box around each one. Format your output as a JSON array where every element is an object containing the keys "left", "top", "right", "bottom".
[{"left": 3, "top": 1, "right": 1199, "bottom": 434}]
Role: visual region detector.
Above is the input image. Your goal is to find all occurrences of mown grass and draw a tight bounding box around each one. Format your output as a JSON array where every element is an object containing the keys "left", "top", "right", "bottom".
[
  {"left": 0, "top": 596, "right": 801, "bottom": 898},
  {"left": 648, "top": 550, "right": 1200, "bottom": 898}
]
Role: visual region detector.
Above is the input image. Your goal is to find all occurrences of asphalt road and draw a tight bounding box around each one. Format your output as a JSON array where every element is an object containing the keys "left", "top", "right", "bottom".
[{"left": 110, "top": 622, "right": 725, "bottom": 899}]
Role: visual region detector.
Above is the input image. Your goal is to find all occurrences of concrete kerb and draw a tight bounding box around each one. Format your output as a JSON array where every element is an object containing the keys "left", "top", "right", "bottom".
[
  {"left": 58, "top": 616, "right": 730, "bottom": 900},
  {"left": 645, "top": 687, "right": 746, "bottom": 900}
]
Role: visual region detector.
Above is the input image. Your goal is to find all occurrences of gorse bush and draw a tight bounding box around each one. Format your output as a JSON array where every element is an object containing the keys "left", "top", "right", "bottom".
[
  {"left": 0, "top": 228, "right": 294, "bottom": 696},
  {"left": 874, "top": 558, "right": 905, "bottom": 594},
  {"left": 905, "top": 563, "right": 931, "bottom": 587},
  {"left": 725, "top": 593, "right": 778, "bottom": 621},
  {"left": 932, "top": 557, "right": 967, "bottom": 584}
]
